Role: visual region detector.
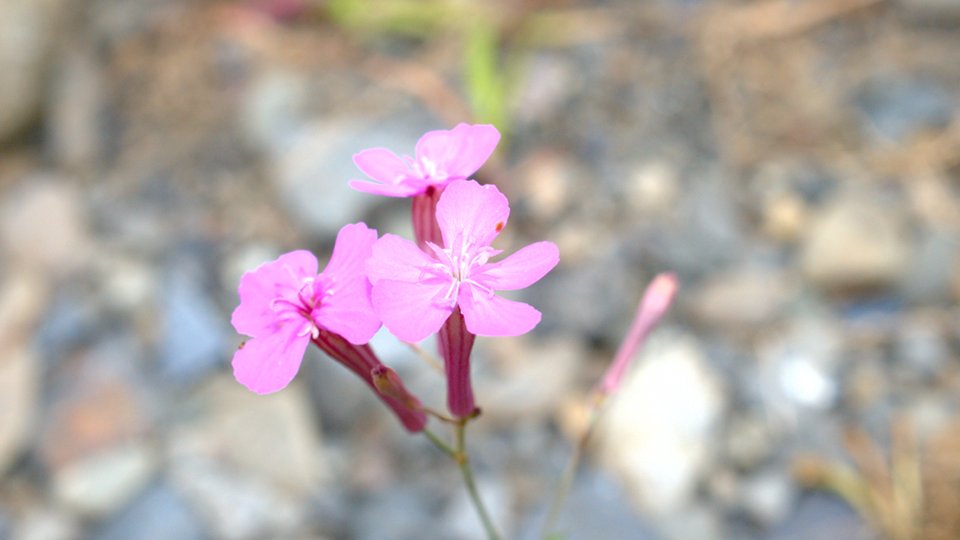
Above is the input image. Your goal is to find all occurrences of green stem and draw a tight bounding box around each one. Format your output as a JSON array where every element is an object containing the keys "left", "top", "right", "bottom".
[
  {"left": 541, "top": 394, "right": 605, "bottom": 539},
  {"left": 455, "top": 422, "right": 503, "bottom": 540},
  {"left": 423, "top": 428, "right": 456, "bottom": 458}
]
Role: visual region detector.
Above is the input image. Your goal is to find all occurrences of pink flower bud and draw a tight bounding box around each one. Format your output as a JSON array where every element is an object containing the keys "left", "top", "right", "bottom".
[
  {"left": 372, "top": 365, "right": 423, "bottom": 411},
  {"left": 598, "top": 273, "right": 678, "bottom": 396}
]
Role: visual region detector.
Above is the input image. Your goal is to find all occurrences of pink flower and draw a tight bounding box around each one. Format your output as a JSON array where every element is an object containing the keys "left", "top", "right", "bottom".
[
  {"left": 348, "top": 123, "right": 501, "bottom": 198},
  {"left": 367, "top": 179, "right": 559, "bottom": 417},
  {"left": 230, "top": 223, "right": 382, "bottom": 394},
  {"left": 366, "top": 179, "right": 559, "bottom": 342},
  {"left": 230, "top": 223, "right": 427, "bottom": 431}
]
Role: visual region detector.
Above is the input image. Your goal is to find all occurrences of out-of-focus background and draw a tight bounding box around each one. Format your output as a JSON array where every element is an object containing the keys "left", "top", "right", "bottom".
[{"left": 0, "top": 0, "right": 958, "bottom": 538}]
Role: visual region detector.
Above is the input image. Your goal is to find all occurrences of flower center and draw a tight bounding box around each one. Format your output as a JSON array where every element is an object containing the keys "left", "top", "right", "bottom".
[
  {"left": 423, "top": 235, "right": 497, "bottom": 307},
  {"left": 412, "top": 156, "right": 448, "bottom": 183},
  {"left": 269, "top": 274, "right": 331, "bottom": 339}
]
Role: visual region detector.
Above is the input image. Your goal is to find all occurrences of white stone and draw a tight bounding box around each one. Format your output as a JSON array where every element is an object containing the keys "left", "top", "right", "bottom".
[
  {"left": 629, "top": 160, "right": 679, "bottom": 214},
  {"left": 0, "top": 273, "right": 46, "bottom": 473},
  {"left": 481, "top": 337, "right": 582, "bottom": 425},
  {"left": 0, "top": 347, "right": 38, "bottom": 474},
  {"left": 777, "top": 355, "right": 837, "bottom": 409},
  {"left": 52, "top": 443, "right": 157, "bottom": 517},
  {"left": 739, "top": 470, "right": 795, "bottom": 525},
  {"left": 800, "top": 192, "right": 909, "bottom": 291},
  {"left": 760, "top": 317, "right": 843, "bottom": 414},
  {"left": 170, "top": 458, "right": 303, "bottom": 540},
  {"left": 168, "top": 376, "right": 327, "bottom": 495},
  {"left": 0, "top": 178, "right": 90, "bottom": 275},
  {"left": 12, "top": 508, "right": 80, "bottom": 540}
]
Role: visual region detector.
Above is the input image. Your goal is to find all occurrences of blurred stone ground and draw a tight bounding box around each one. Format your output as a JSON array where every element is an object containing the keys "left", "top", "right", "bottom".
[{"left": 0, "top": 0, "right": 959, "bottom": 539}]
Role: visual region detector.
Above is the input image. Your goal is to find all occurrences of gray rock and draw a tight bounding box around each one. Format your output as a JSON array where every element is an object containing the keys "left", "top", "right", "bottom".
[
  {"left": 897, "top": 0, "right": 960, "bottom": 20},
  {"left": 169, "top": 458, "right": 304, "bottom": 540},
  {"left": 241, "top": 70, "right": 309, "bottom": 156},
  {"left": 11, "top": 507, "right": 80, "bottom": 540},
  {"left": 168, "top": 376, "right": 327, "bottom": 495},
  {"left": 855, "top": 74, "right": 954, "bottom": 144},
  {"left": 643, "top": 169, "right": 743, "bottom": 278},
  {"left": 442, "top": 476, "right": 511, "bottom": 540},
  {"left": 512, "top": 52, "right": 581, "bottom": 127},
  {"left": 47, "top": 44, "right": 103, "bottom": 170},
  {"left": 762, "top": 492, "right": 877, "bottom": 540},
  {"left": 91, "top": 483, "right": 207, "bottom": 540},
  {"left": 537, "top": 244, "right": 644, "bottom": 344},
  {"left": 689, "top": 266, "right": 794, "bottom": 330},
  {"left": 270, "top": 117, "right": 435, "bottom": 236},
  {"left": 302, "top": 346, "right": 382, "bottom": 433},
  {"left": 521, "top": 469, "right": 660, "bottom": 540},
  {"left": 35, "top": 291, "right": 100, "bottom": 361},
  {"left": 902, "top": 229, "right": 959, "bottom": 305},
  {"left": 158, "top": 272, "right": 229, "bottom": 385},
  {"left": 52, "top": 442, "right": 159, "bottom": 517},
  {"left": 896, "top": 314, "right": 950, "bottom": 379},
  {"left": 724, "top": 413, "right": 779, "bottom": 471},
  {"left": 479, "top": 337, "right": 582, "bottom": 425},
  {"left": 352, "top": 486, "right": 439, "bottom": 540},
  {"left": 39, "top": 339, "right": 157, "bottom": 516},
  {"left": 655, "top": 504, "right": 722, "bottom": 540}
]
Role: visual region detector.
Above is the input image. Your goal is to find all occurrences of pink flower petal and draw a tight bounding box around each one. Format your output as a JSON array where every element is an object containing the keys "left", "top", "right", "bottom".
[
  {"left": 232, "top": 328, "right": 310, "bottom": 394},
  {"left": 348, "top": 179, "right": 423, "bottom": 197},
  {"left": 415, "top": 124, "right": 500, "bottom": 181},
  {"left": 366, "top": 234, "right": 438, "bottom": 285},
  {"left": 231, "top": 250, "right": 318, "bottom": 338},
  {"left": 352, "top": 148, "right": 412, "bottom": 185},
  {"left": 314, "top": 277, "right": 381, "bottom": 344},
  {"left": 414, "top": 128, "right": 459, "bottom": 172},
  {"left": 371, "top": 279, "right": 453, "bottom": 342},
  {"left": 323, "top": 223, "right": 378, "bottom": 284},
  {"left": 444, "top": 123, "right": 500, "bottom": 178},
  {"left": 477, "top": 241, "right": 560, "bottom": 291},
  {"left": 436, "top": 180, "right": 509, "bottom": 248},
  {"left": 459, "top": 289, "right": 542, "bottom": 337}
]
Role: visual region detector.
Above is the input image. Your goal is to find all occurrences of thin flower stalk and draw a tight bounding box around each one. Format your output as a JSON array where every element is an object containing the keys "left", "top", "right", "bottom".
[{"left": 541, "top": 273, "right": 678, "bottom": 539}]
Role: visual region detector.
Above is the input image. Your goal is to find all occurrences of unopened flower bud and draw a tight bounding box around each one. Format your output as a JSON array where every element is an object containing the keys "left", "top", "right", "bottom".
[
  {"left": 598, "top": 273, "right": 678, "bottom": 396},
  {"left": 372, "top": 365, "right": 423, "bottom": 410}
]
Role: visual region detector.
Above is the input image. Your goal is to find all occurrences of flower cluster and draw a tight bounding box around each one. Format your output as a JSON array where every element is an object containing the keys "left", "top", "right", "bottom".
[{"left": 230, "top": 123, "right": 559, "bottom": 429}]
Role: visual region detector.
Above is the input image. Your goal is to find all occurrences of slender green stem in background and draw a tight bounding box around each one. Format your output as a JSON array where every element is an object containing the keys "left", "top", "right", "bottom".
[
  {"left": 455, "top": 421, "right": 503, "bottom": 540},
  {"left": 541, "top": 393, "right": 606, "bottom": 540},
  {"left": 423, "top": 428, "right": 456, "bottom": 458},
  {"left": 424, "top": 406, "right": 460, "bottom": 424}
]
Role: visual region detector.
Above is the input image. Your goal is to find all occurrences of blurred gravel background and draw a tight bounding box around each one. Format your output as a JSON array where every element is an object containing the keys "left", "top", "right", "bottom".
[{"left": 0, "top": 0, "right": 959, "bottom": 539}]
